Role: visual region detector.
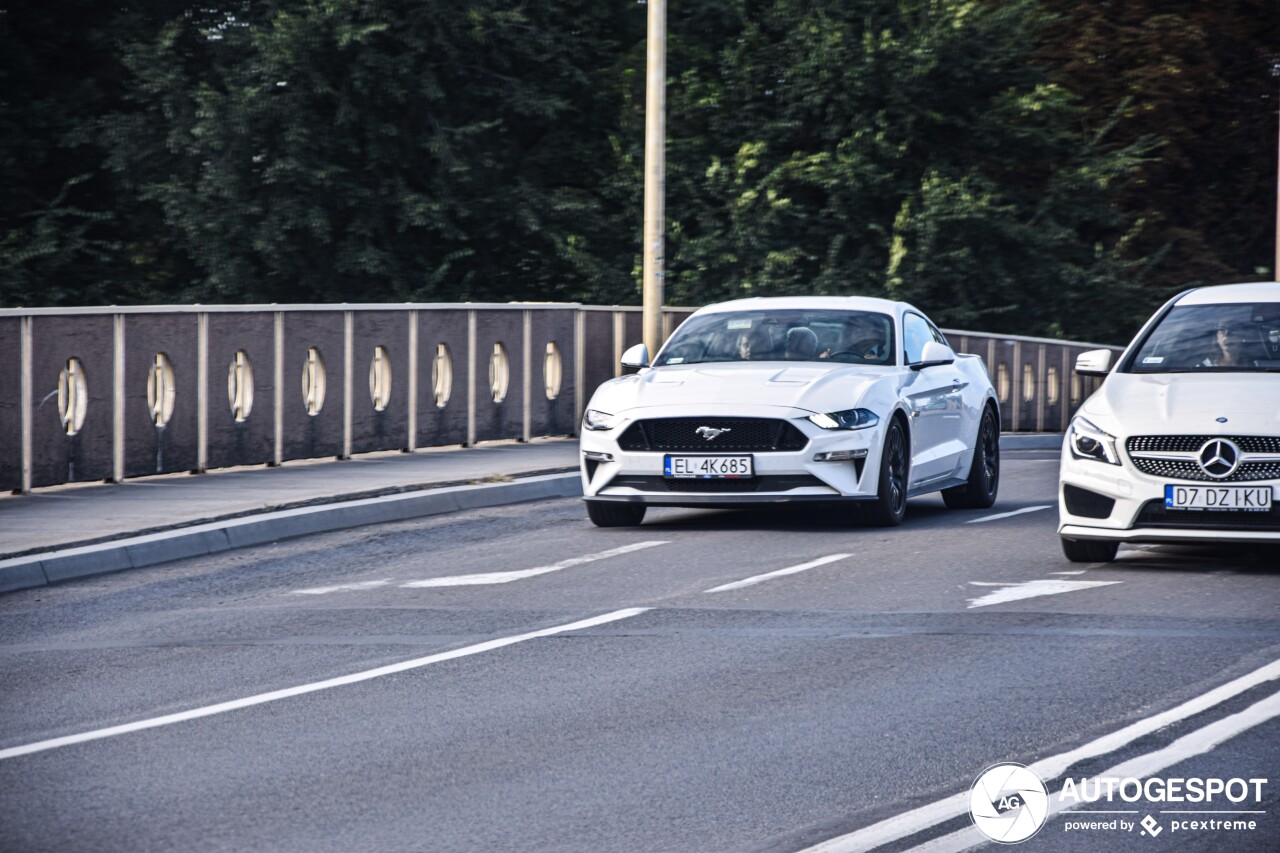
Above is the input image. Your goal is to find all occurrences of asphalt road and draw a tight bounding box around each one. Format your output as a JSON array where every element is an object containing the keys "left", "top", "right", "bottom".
[{"left": 2, "top": 451, "right": 1278, "bottom": 852}]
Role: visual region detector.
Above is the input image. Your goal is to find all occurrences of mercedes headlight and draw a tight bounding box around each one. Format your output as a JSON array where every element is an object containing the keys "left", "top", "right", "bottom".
[
  {"left": 1068, "top": 416, "right": 1119, "bottom": 465},
  {"left": 583, "top": 409, "right": 620, "bottom": 431},
  {"left": 807, "top": 409, "right": 880, "bottom": 431}
]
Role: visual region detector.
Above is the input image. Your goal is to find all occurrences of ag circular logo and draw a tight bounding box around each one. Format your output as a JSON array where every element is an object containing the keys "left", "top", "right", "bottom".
[{"left": 969, "top": 763, "right": 1049, "bottom": 844}]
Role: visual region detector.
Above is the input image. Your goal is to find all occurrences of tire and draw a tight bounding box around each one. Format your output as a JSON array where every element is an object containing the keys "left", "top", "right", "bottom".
[
  {"left": 942, "top": 406, "right": 1000, "bottom": 509},
  {"left": 586, "top": 500, "right": 647, "bottom": 528},
  {"left": 1060, "top": 537, "right": 1119, "bottom": 563},
  {"left": 853, "top": 417, "right": 909, "bottom": 527}
]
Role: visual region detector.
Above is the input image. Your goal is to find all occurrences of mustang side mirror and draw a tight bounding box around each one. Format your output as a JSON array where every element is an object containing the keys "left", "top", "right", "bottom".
[
  {"left": 621, "top": 343, "right": 649, "bottom": 369},
  {"left": 910, "top": 341, "right": 955, "bottom": 371},
  {"left": 1075, "top": 349, "right": 1113, "bottom": 376}
]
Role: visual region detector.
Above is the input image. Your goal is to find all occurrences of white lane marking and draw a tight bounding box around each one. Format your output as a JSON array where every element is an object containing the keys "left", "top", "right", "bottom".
[
  {"left": 1051, "top": 570, "right": 1087, "bottom": 576},
  {"left": 704, "top": 554, "right": 852, "bottom": 594},
  {"left": 291, "top": 580, "right": 391, "bottom": 595},
  {"left": 965, "top": 505, "right": 1052, "bottom": 524},
  {"left": 399, "top": 541, "right": 668, "bottom": 588},
  {"left": 902, "top": 688, "right": 1280, "bottom": 852},
  {"left": 795, "top": 657, "right": 1280, "bottom": 853},
  {"left": 0, "top": 607, "right": 649, "bottom": 761},
  {"left": 966, "top": 579, "right": 1121, "bottom": 609}
]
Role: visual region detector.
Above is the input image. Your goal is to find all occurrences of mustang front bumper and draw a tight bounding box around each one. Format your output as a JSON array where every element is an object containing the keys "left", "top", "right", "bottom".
[{"left": 580, "top": 405, "right": 887, "bottom": 507}]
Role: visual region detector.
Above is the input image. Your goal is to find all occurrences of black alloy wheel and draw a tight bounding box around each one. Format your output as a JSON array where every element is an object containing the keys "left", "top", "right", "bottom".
[
  {"left": 943, "top": 406, "right": 1000, "bottom": 509},
  {"left": 854, "top": 417, "right": 909, "bottom": 527}
]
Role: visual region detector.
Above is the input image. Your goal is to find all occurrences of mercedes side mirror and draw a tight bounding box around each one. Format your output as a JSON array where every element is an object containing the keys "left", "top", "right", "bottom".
[
  {"left": 621, "top": 343, "right": 649, "bottom": 369},
  {"left": 1075, "top": 349, "right": 1113, "bottom": 376}
]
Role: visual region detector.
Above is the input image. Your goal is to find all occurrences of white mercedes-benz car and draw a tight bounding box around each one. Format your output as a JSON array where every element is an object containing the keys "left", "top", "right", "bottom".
[
  {"left": 579, "top": 296, "right": 1001, "bottom": 527},
  {"left": 1059, "top": 281, "right": 1280, "bottom": 562}
]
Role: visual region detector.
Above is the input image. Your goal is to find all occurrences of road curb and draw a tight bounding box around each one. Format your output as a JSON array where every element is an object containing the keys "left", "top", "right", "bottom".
[{"left": 0, "top": 473, "right": 584, "bottom": 594}]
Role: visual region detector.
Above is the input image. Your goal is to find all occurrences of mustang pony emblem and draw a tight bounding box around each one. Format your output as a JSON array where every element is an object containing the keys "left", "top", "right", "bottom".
[{"left": 695, "top": 426, "right": 732, "bottom": 441}]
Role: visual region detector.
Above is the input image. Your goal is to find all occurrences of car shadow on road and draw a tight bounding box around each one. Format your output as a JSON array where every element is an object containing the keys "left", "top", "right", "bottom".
[
  {"left": 1109, "top": 542, "right": 1280, "bottom": 575},
  {"left": 637, "top": 498, "right": 957, "bottom": 532}
]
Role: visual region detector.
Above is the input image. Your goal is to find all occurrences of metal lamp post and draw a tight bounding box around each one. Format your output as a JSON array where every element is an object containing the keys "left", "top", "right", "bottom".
[{"left": 642, "top": 0, "right": 667, "bottom": 359}]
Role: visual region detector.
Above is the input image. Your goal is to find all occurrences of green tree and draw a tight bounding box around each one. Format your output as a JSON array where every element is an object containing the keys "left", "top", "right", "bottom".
[
  {"left": 107, "top": 0, "right": 643, "bottom": 305},
  {"left": 660, "top": 0, "right": 1157, "bottom": 341},
  {"left": 0, "top": 2, "right": 197, "bottom": 307},
  {"left": 1037, "top": 0, "right": 1279, "bottom": 295}
]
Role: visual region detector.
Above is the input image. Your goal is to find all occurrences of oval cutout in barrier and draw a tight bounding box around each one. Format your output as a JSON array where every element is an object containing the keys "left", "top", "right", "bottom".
[
  {"left": 58, "top": 357, "right": 88, "bottom": 435},
  {"left": 369, "top": 345, "right": 392, "bottom": 412},
  {"left": 544, "top": 342, "right": 563, "bottom": 400},
  {"left": 147, "top": 353, "right": 176, "bottom": 427},
  {"left": 489, "top": 342, "right": 510, "bottom": 403},
  {"left": 228, "top": 350, "right": 254, "bottom": 422},
  {"left": 302, "top": 347, "right": 326, "bottom": 416},
  {"left": 433, "top": 343, "right": 452, "bottom": 409}
]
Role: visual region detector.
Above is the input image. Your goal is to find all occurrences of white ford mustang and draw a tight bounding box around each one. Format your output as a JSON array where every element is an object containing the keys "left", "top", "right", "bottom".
[
  {"left": 579, "top": 296, "right": 1001, "bottom": 527},
  {"left": 1059, "top": 281, "right": 1280, "bottom": 562}
]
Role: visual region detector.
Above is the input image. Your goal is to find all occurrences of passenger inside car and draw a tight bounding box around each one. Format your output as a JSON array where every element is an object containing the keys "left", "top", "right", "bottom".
[{"left": 784, "top": 327, "right": 819, "bottom": 360}]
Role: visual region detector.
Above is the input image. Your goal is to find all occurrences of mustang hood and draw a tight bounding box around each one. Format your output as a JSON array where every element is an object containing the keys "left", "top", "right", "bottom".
[
  {"left": 590, "top": 363, "right": 886, "bottom": 415},
  {"left": 1082, "top": 373, "right": 1280, "bottom": 434}
]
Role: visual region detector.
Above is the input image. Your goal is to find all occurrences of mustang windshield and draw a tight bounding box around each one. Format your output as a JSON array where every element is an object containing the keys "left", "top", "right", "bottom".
[
  {"left": 653, "top": 309, "right": 896, "bottom": 367},
  {"left": 1126, "top": 303, "right": 1280, "bottom": 373}
]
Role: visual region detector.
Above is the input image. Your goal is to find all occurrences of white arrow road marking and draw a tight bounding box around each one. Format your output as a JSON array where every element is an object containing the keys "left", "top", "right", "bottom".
[
  {"left": 291, "top": 580, "right": 392, "bottom": 595},
  {"left": 795, "top": 658, "right": 1280, "bottom": 853},
  {"left": 965, "top": 505, "right": 1052, "bottom": 524},
  {"left": 705, "top": 554, "right": 852, "bottom": 593},
  {"left": 0, "top": 607, "right": 650, "bottom": 761},
  {"left": 966, "top": 579, "right": 1121, "bottom": 609},
  {"left": 400, "top": 540, "right": 668, "bottom": 588}
]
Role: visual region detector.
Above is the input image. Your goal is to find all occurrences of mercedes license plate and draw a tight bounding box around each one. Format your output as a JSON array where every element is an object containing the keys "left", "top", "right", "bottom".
[
  {"left": 1164, "top": 485, "right": 1273, "bottom": 512},
  {"left": 664, "top": 455, "right": 753, "bottom": 479}
]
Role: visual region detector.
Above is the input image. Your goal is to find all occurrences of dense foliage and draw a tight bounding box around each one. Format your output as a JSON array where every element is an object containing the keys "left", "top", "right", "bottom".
[{"left": 2, "top": 0, "right": 1276, "bottom": 342}]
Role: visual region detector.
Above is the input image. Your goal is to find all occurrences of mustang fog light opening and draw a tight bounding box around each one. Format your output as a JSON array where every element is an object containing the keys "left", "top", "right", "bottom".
[
  {"left": 813, "top": 450, "right": 868, "bottom": 462},
  {"left": 1069, "top": 416, "right": 1120, "bottom": 465},
  {"left": 808, "top": 409, "right": 880, "bottom": 431}
]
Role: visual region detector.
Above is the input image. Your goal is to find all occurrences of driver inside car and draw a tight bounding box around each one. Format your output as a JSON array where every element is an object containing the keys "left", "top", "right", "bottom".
[{"left": 821, "top": 316, "right": 887, "bottom": 362}]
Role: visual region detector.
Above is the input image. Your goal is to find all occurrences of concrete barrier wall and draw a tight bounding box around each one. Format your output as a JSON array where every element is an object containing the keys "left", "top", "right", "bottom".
[{"left": 0, "top": 304, "right": 1120, "bottom": 492}]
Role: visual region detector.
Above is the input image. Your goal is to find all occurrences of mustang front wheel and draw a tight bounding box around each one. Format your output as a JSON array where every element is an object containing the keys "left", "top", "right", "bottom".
[
  {"left": 943, "top": 407, "right": 1000, "bottom": 509},
  {"left": 853, "top": 418, "right": 908, "bottom": 527}
]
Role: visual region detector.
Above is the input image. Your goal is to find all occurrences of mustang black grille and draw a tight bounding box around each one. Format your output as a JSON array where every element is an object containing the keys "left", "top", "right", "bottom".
[
  {"left": 603, "top": 474, "right": 828, "bottom": 493},
  {"left": 1134, "top": 500, "right": 1280, "bottom": 532},
  {"left": 1126, "top": 435, "right": 1280, "bottom": 483},
  {"left": 617, "top": 418, "right": 809, "bottom": 452}
]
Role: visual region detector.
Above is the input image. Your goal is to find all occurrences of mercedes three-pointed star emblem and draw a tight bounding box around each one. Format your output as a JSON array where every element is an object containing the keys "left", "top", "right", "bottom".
[{"left": 1197, "top": 438, "right": 1241, "bottom": 479}]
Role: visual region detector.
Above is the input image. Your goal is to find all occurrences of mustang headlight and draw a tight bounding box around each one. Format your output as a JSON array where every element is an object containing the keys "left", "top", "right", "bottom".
[
  {"left": 1068, "top": 416, "right": 1120, "bottom": 465},
  {"left": 807, "top": 408, "right": 880, "bottom": 431},
  {"left": 583, "top": 409, "right": 620, "bottom": 431}
]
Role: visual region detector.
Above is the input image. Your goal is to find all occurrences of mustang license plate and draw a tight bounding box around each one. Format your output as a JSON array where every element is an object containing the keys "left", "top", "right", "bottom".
[
  {"left": 1164, "top": 485, "right": 1273, "bottom": 512},
  {"left": 664, "top": 455, "right": 753, "bottom": 478}
]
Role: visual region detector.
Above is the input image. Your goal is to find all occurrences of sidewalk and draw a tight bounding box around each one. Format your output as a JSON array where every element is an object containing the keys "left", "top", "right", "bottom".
[{"left": 1, "top": 439, "right": 580, "bottom": 560}]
